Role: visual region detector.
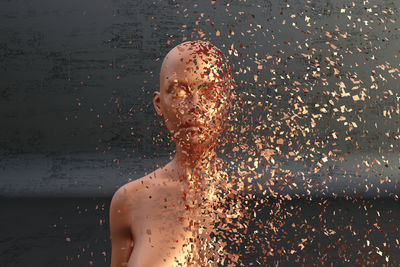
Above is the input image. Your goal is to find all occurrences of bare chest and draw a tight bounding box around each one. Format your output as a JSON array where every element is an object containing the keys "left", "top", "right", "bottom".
[{"left": 127, "top": 186, "right": 202, "bottom": 266}]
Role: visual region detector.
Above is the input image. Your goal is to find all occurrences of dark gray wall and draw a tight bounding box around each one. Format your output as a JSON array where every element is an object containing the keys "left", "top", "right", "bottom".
[{"left": 0, "top": 0, "right": 399, "bottom": 157}]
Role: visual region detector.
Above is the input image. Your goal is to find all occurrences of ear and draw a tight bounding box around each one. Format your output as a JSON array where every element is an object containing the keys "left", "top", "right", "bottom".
[{"left": 153, "top": 91, "right": 163, "bottom": 117}]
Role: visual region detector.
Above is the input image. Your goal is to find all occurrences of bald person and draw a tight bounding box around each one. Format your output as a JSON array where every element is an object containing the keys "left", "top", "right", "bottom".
[{"left": 109, "top": 40, "right": 235, "bottom": 266}]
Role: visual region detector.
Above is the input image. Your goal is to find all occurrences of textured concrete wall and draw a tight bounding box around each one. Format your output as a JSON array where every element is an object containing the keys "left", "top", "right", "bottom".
[
  {"left": 0, "top": 0, "right": 399, "bottom": 197},
  {"left": 0, "top": 0, "right": 398, "bottom": 156}
]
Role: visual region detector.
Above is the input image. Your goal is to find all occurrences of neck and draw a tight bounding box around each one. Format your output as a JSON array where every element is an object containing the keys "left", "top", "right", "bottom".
[
  {"left": 172, "top": 142, "right": 217, "bottom": 182},
  {"left": 166, "top": 142, "right": 222, "bottom": 206}
]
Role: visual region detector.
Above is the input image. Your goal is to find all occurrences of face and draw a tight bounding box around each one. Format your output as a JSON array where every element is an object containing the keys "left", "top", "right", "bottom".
[{"left": 153, "top": 41, "right": 233, "bottom": 148}]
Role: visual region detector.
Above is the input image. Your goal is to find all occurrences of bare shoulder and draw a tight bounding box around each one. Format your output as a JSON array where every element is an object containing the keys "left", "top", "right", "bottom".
[
  {"left": 110, "top": 174, "right": 151, "bottom": 211},
  {"left": 110, "top": 162, "right": 176, "bottom": 223},
  {"left": 109, "top": 173, "right": 155, "bottom": 237},
  {"left": 110, "top": 167, "right": 169, "bottom": 210}
]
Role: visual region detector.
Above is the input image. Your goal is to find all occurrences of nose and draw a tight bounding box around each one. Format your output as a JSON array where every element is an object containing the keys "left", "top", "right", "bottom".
[{"left": 187, "top": 89, "right": 204, "bottom": 114}]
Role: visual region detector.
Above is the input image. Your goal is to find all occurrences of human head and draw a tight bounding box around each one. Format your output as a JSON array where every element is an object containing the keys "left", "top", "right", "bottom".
[{"left": 153, "top": 40, "right": 234, "bottom": 150}]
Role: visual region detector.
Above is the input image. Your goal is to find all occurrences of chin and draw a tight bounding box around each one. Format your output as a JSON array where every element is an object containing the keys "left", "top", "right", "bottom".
[
  {"left": 177, "top": 134, "right": 215, "bottom": 148},
  {"left": 173, "top": 128, "right": 221, "bottom": 148}
]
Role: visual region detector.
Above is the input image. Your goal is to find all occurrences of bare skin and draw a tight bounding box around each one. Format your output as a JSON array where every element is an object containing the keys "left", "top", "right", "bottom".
[{"left": 110, "top": 40, "right": 234, "bottom": 267}]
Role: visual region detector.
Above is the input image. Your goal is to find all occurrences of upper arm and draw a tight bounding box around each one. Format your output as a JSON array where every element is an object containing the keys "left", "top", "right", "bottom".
[{"left": 110, "top": 186, "right": 135, "bottom": 267}]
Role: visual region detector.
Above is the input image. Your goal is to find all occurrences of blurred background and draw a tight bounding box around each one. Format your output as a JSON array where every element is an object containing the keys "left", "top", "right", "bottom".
[{"left": 0, "top": 0, "right": 399, "bottom": 266}]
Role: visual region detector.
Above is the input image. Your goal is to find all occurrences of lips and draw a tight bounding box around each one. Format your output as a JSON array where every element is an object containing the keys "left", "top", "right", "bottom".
[
  {"left": 181, "top": 120, "right": 205, "bottom": 129},
  {"left": 180, "top": 121, "right": 207, "bottom": 134},
  {"left": 183, "top": 124, "right": 203, "bottom": 129},
  {"left": 183, "top": 125, "right": 204, "bottom": 132}
]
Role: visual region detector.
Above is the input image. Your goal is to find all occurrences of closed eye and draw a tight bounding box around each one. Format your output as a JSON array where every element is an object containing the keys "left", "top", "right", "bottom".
[
  {"left": 169, "top": 84, "right": 188, "bottom": 99},
  {"left": 202, "top": 84, "right": 221, "bottom": 100}
]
